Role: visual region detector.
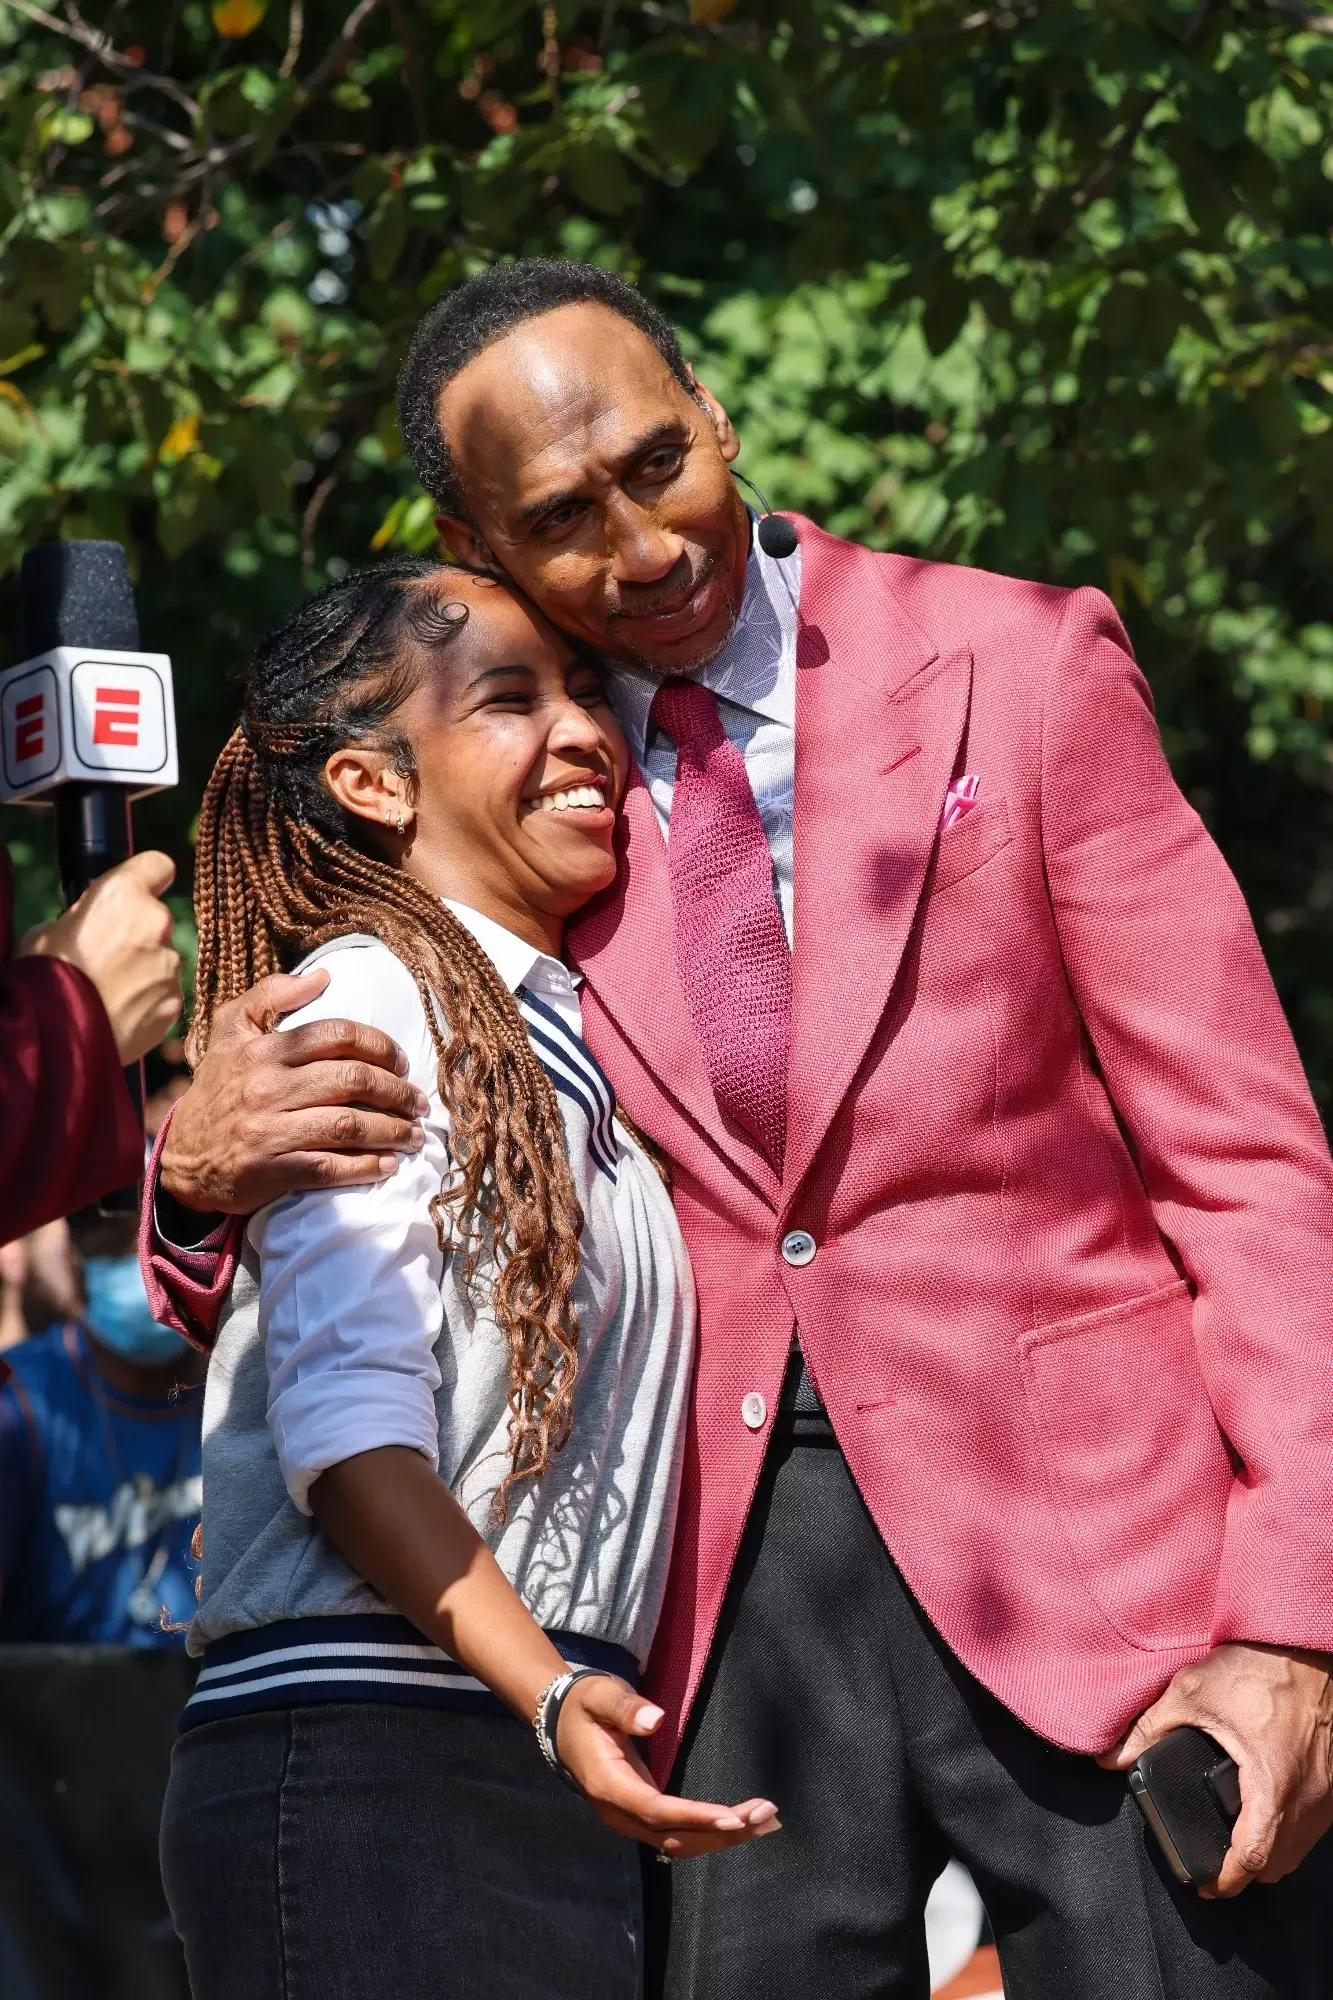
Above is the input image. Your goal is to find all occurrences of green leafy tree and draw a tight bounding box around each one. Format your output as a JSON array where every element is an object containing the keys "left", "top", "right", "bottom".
[{"left": 2, "top": 0, "right": 1331, "bottom": 1106}]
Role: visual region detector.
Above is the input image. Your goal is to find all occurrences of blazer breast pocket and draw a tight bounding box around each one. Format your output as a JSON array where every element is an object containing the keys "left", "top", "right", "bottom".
[{"left": 932, "top": 795, "right": 1012, "bottom": 893}]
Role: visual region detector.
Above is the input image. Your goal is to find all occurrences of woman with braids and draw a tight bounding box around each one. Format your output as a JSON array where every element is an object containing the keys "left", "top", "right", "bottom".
[{"left": 159, "top": 558, "right": 778, "bottom": 2000}]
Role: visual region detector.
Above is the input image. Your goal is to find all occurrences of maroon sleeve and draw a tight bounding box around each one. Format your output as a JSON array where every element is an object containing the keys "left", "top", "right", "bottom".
[
  {"left": 0, "top": 848, "right": 142, "bottom": 1237},
  {"left": 139, "top": 1105, "right": 241, "bottom": 1351}
]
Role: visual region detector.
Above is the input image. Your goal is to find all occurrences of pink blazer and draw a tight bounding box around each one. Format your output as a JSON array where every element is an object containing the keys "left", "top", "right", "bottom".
[
  {"left": 568, "top": 520, "right": 1333, "bottom": 1765},
  {"left": 144, "top": 521, "right": 1333, "bottom": 1764}
]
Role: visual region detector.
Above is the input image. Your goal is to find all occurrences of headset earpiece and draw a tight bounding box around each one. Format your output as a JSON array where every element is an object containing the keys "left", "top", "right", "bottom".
[{"left": 733, "top": 472, "right": 798, "bottom": 560}]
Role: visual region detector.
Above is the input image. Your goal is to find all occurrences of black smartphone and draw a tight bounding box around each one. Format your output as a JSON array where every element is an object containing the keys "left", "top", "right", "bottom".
[{"left": 1128, "top": 1726, "right": 1242, "bottom": 1887}]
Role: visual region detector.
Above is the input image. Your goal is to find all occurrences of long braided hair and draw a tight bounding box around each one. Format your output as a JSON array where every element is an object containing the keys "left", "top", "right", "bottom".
[{"left": 190, "top": 557, "right": 585, "bottom": 1519}]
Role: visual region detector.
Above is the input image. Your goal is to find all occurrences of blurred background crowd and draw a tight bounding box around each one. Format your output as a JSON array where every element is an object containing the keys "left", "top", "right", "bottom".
[
  {"left": 0, "top": 1050, "right": 200, "bottom": 1999},
  {"left": 0, "top": 1052, "right": 198, "bottom": 1656}
]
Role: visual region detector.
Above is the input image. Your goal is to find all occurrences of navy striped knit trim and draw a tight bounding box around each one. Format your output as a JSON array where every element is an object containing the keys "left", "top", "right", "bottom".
[
  {"left": 517, "top": 988, "right": 619, "bottom": 1181},
  {"left": 179, "top": 1615, "right": 636, "bottom": 1732}
]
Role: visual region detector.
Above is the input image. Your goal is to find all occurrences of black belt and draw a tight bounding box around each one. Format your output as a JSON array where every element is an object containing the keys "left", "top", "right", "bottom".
[{"left": 773, "top": 1341, "right": 839, "bottom": 1445}]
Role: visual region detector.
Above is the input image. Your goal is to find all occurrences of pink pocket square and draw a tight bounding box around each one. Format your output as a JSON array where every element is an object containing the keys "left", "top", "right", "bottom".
[{"left": 940, "top": 774, "right": 980, "bottom": 832}]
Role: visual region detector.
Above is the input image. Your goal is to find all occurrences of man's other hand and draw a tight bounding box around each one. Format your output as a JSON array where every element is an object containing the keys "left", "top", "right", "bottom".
[
  {"left": 20, "top": 850, "right": 182, "bottom": 1064},
  {"left": 1100, "top": 1641, "right": 1333, "bottom": 1897},
  {"left": 161, "top": 969, "right": 427, "bottom": 1214}
]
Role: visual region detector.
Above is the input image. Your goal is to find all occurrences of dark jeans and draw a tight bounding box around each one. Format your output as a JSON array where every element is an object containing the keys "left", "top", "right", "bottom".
[
  {"left": 161, "top": 1700, "right": 643, "bottom": 2000},
  {"left": 647, "top": 1395, "right": 1326, "bottom": 2000}
]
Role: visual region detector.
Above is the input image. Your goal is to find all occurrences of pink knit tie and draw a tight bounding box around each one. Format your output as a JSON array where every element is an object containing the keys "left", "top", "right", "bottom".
[{"left": 651, "top": 678, "right": 791, "bottom": 1171}]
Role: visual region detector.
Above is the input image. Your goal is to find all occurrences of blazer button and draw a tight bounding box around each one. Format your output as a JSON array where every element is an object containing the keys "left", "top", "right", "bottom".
[
  {"left": 741, "top": 1391, "right": 768, "bottom": 1431},
  {"left": 780, "top": 1229, "right": 817, "bottom": 1267}
]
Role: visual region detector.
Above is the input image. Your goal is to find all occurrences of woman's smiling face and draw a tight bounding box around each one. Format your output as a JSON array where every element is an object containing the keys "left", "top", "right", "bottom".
[{"left": 323, "top": 570, "right": 629, "bottom": 951}]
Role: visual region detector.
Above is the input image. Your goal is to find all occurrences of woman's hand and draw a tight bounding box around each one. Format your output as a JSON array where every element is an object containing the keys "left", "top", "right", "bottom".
[
  {"left": 556, "top": 1674, "right": 781, "bottom": 1858},
  {"left": 311, "top": 1453, "right": 777, "bottom": 1857}
]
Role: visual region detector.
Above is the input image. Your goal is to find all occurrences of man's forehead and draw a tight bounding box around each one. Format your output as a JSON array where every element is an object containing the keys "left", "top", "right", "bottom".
[{"left": 440, "top": 305, "right": 687, "bottom": 503}]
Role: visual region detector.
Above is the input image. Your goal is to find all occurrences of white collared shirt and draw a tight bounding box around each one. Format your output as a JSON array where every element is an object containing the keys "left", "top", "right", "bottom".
[
  {"left": 442, "top": 899, "right": 583, "bottom": 1038},
  {"left": 233, "top": 901, "right": 695, "bottom": 1664},
  {"left": 603, "top": 525, "right": 801, "bottom": 945}
]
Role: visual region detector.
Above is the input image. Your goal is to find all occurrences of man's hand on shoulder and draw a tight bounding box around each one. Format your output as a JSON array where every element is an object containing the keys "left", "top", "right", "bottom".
[
  {"left": 1100, "top": 1641, "right": 1333, "bottom": 1897},
  {"left": 162, "top": 969, "right": 428, "bottom": 1215}
]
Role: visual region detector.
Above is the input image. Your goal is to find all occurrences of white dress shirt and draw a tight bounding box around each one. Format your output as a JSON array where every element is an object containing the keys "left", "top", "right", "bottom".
[
  {"left": 603, "top": 525, "right": 801, "bottom": 945},
  {"left": 237, "top": 902, "right": 695, "bottom": 1664},
  {"left": 442, "top": 898, "right": 584, "bottom": 1036}
]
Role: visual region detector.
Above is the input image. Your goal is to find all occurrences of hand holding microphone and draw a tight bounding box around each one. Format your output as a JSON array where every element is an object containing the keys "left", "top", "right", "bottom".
[
  {"left": 2, "top": 539, "right": 182, "bottom": 1211},
  {"left": 19, "top": 849, "right": 181, "bottom": 1065}
]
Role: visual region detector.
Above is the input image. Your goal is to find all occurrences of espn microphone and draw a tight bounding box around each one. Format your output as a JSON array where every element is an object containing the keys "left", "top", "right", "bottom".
[{"left": 1, "top": 541, "right": 179, "bottom": 1212}]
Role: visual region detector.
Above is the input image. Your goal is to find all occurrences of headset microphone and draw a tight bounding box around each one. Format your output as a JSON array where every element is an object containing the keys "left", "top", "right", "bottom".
[
  {"left": 2, "top": 540, "right": 179, "bottom": 1212},
  {"left": 733, "top": 472, "right": 799, "bottom": 560}
]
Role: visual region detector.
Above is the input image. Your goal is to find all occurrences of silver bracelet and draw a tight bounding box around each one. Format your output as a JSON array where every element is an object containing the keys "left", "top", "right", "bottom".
[{"left": 533, "top": 1665, "right": 614, "bottom": 1793}]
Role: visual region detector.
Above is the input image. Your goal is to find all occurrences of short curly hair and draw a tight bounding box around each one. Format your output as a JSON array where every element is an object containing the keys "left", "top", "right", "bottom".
[{"left": 396, "top": 259, "right": 694, "bottom": 517}]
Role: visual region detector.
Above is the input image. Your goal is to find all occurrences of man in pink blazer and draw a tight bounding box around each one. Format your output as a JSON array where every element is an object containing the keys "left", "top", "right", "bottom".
[{"left": 146, "top": 262, "right": 1333, "bottom": 1997}]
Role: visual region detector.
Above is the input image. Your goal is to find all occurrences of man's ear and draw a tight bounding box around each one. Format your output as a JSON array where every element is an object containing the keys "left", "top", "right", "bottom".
[
  {"left": 436, "top": 514, "right": 498, "bottom": 570},
  {"left": 686, "top": 370, "right": 741, "bottom": 465}
]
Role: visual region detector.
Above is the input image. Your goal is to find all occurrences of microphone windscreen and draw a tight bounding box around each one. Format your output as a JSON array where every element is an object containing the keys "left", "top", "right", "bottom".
[
  {"left": 19, "top": 541, "right": 141, "bottom": 657},
  {"left": 756, "top": 513, "right": 799, "bottom": 560}
]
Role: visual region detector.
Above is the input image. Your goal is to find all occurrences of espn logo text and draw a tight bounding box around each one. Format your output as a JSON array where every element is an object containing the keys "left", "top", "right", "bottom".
[
  {"left": 14, "top": 693, "right": 46, "bottom": 762},
  {"left": 91, "top": 686, "right": 141, "bottom": 749},
  {"left": 0, "top": 650, "right": 176, "bottom": 802}
]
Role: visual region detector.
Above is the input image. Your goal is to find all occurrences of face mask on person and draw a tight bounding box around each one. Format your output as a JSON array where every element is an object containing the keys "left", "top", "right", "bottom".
[{"left": 83, "top": 1256, "right": 188, "bottom": 1367}]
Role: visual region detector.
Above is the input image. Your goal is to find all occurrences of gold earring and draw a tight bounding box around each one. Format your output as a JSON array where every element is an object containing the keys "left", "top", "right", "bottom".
[{"left": 396, "top": 811, "right": 406, "bottom": 834}]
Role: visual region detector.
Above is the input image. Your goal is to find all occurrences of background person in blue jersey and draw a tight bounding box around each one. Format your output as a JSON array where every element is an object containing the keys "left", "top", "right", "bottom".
[{"left": 0, "top": 1207, "right": 202, "bottom": 1646}]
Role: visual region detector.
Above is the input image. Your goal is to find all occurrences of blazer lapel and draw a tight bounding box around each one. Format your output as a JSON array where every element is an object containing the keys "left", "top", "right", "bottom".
[
  {"left": 782, "top": 521, "right": 973, "bottom": 1202},
  {"left": 568, "top": 769, "right": 782, "bottom": 1204}
]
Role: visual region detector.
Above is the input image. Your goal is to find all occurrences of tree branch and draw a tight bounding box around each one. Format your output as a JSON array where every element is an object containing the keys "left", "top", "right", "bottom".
[
  {"left": 1031, "top": 0, "right": 1223, "bottom": 254},
  {"left": 279, "top": 0, "right": 305, "bottom": 78},
  {"left": 206, "top": 215, "right": 298, "bottom": 299},
  {"left": 299, "top": 0, "right": 388, "bottom": 101},
  {"left": 1263, "top": 0, "right": 1333, "bottom": 32},
  {"left": 300, "top": 466, "right": 339, "bottom": 578},
  {"left": 120, "top": 109, "right": 194, "bottom": 153},
  {"left": 634, "top": 1, "right": 1038, "bottom": 55},
  {"left": 16, "top": 0, "right": 387, "bottom": 207},
  {"left": 66, "top": 0, "right": 387, "bottom": 233},
  {"left": 93, "top": 136, "right": 251, "bottom": 223},
  {"left": 300, "top": 401, "right": 381, "bottom": 579},
  {"left": 846, "top": 7, "right": 1034, "bottom": 54},
  {"left": 7, "top": 0, "right": 201, "bottom": 116},
  {"left": 141, "top": 207, "right": 209, "bottom": 300},
  {"left": 389, "top": 0, "right": 429, "bottom": 145}
]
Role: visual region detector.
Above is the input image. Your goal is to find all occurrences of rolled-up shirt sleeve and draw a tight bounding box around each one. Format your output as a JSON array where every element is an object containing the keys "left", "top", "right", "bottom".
[{"left": 247, "top": 944, "right": 449, "bottom": 1515}]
